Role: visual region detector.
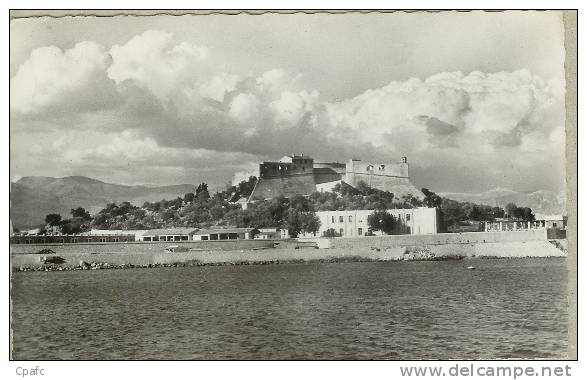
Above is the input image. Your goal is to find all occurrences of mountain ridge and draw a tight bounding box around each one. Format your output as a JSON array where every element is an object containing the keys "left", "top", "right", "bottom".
[
  {"left": 439, "top": 188, "right": 566, "bottom": 216},
  {"left": 10, "top": 176, "right": 196, "bottom": 229},
  {"left": 10, "top": 175, "right": 567, "bottom": 230}
]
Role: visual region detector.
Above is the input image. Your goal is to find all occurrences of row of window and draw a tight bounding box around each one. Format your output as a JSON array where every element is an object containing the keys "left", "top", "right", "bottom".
[
  {"left": 335, "top": 228, "right": 364, "bottom": 236},
  {"left": 329, "top": 214, "right": 411, "bottom": 224},
  {"left": 332, "top": 215, "right": 353, "bottom": 223},
  {"left": 143, "top": 235, "right": 189, "bottom": 242}
]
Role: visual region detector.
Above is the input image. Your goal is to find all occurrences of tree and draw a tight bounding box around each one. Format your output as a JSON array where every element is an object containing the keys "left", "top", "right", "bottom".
[
  {"left": 183, "top": 192, "right": 195, "bottom": 203},
  {"left": 367, "top": 210, "right": 396, "bottom": 234},
  {"left": 286, "top": 209, "right": 320, "bottom": 238},
  {"left": 45, "top": 213, "right": 62, "bottom": 226},
  {"left": 322, "top": 228, "right": 341, "bottom": 237},
  {"left": 504, "top": 203, "right": 535, "bottom": 221},
  {"left": 71, "top": 207, "right": 91, "bottom": 220},
  {"left": 195, "top": 183, "right": 210, "bottom": 201},
  {"left": 398, "top": 193, "right": 422, "bottom": 208},
  {"left": 520, "top": 207, "right": 535, "bottom": 221},
  {"left": 490, "top": 206, "right": 505, "bottom": 219},
  {"left": 422, "top": 188, "right": 443, "bottom": 208},
  {"left": 302, "top": 212, "right": 321, "bottom": 235},
  {"left": 505, "top": 203, "right": 518, "bottom": 218},
  {"left": 466, "top": 205, "right": 481, "bottom": 221},
  {"left": 290, "top": 194, "right": 314, "bottom": 212},
  {"left": 60, "top": 219, "right": 90, "bottom": 234},
  {"left": 237, "top": 176, "right": 257, "bottom": 198}
]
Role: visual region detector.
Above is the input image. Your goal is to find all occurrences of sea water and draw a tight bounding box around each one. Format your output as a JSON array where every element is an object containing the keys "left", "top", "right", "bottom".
[{"left": 11, "top": 258, "right": 568, "bottom": 359}]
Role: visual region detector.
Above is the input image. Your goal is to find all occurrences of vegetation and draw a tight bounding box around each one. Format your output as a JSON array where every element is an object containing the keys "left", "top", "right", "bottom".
[
  {"left": 227, "top": 195, "right": 320, "bottom": 237},
  {"left": 419, "top": 188, "right": 535, "bottom": 232},
  {"left": 43, "top": 256, "right": 66, "bottom": 264},
  {"left": 322, "top": 228, "right": 341, "bottom": 237},
  {"left": 367, "top": 210, "right": 396, "bottom": 234},
  {"left": 505, "top": 203, "right": 535, "bottom": 221},
  {"left": 40, "top": 208, "right": 92, "bottom": 235},
  {"left": 35, "top": 176, "right": 536, "bottom": 236}
]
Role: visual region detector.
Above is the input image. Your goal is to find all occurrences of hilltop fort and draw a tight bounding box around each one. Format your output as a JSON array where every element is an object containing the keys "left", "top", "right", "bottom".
[{"left": 248, "top": 154, "right": 424, "bottom": 201}]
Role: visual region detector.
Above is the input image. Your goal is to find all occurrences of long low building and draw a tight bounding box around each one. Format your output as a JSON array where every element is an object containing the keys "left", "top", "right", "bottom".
[
  {"left": 305, "top": 207, "right": 439, "bottom": 238},
  {"left": 10, "top": 234, "right": 135, "bottom": 244},
  {"left": 192, "top": 228, "right": 259, "bottom": 241},
  {"left": 141, "top": 228, "right": 198, "bottom": 242}
]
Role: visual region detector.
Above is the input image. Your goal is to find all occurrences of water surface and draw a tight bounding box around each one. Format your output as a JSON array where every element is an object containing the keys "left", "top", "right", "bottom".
[{"left": 11, "top": 258, "right": 568, "bottom": 359}]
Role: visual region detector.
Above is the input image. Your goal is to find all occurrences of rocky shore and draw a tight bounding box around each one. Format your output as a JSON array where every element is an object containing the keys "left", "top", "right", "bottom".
[
  {"left": 11, "top": 236, "right": 566, "bottom": 273},
  {"left": 13, "top": 252, "right": 470, "bottom": 272}
]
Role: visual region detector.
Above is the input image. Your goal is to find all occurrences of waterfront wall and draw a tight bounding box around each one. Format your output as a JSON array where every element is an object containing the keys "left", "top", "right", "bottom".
[
  {"left": 10, "top": 230, "right": 548, "bottom": 256},
  {"left": 9, "top": 239, "right": 277, "bottom": 255},
  {"left": 327, "top": 230, "right": 548, "bottom": 249},
  {"left": 10, "top": 229, "right": 563, "bottom": 271},
  {"left": 10, "top": 240, "right": 565, "bottom": 270}
]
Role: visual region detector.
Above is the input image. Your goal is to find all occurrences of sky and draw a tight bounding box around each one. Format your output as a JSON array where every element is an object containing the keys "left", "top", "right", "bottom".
[{"left": 9, "top": 11, "right": 567, "bottom": 193}]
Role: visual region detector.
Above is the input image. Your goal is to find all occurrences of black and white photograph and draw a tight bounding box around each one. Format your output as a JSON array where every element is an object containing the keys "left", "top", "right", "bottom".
[{"left": 8, "top": 9, "right": 576, "bottom": 365}]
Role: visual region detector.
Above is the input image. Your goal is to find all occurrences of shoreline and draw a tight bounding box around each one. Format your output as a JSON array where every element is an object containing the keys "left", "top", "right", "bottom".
[
  {"left": 12, "top": 239, "right": 567, "bottom": 273},
  {"left": 12, "top": 255, "right": 566, "bottom": 273}
]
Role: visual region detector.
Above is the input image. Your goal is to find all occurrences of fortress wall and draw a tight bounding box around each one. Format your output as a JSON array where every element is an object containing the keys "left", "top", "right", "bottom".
[
  {"left": 347, "top": 160, "right": 409, "bottom": 178},
  {"left": 249, "top": 174, "right": 317, "bottom": 200},
  {"left": 313, "top": 167, "right": 343, "bottom": 184},
  {"left": 313, "top": 162, "right": 346, "bottom": 173}
]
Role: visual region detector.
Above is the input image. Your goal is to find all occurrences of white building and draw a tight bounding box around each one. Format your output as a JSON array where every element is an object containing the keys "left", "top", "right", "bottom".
[
  {"left": 192, "top": 227, "right": 258, "bottom": 241},
  {"left": 90, "top": 229, "right": 148, "bottom": 241},
  {"left": 306, "top": 207, "right": 439, "bottom": 237},
  {"left": 142, "top": 228, "right": 198, "bottom": 242},
  {"left": 255, "top": 227, "right": 290, "bottom": 239},
  {"left": 534, "top": 214, "right": 567, "bottom": 229}
]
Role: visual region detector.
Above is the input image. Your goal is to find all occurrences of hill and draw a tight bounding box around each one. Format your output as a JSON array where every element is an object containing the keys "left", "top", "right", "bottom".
[
  {"left": 10, "top": 176, "right": 195, "bottom": 229},
  {"left": 439, "top": 188, "right": 566, "bottom": 216}
]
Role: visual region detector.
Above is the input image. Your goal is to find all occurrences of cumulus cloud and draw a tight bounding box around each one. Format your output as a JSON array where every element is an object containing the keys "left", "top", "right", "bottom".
[
  {"left": 198, "top": 73, "right": 240, "bottom": 102},
  {"left": 327, "top": 70, "right": 563, "bottom": 156},
  {"left": 10, "top": 41, "right": 118, "bottom": 116},
  {"left": 229, "top": 93, "right": 261, "bottom": 124},
  {"left": 10, "top": 30, "right": 566, "bottom": 192},
  {"left": 107, "top": 31, "right": 209, "bottom": 94},
  {"left": 270, "top": 90, "right": 320, "bottom": 126}
]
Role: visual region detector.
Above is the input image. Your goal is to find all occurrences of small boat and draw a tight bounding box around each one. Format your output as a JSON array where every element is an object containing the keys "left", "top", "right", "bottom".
[
  {"left": 466, "top": 266, "right": 476, "bottom": 270},
  {"left": 164, "top": 245, "right": 189, "bottom": 253}
]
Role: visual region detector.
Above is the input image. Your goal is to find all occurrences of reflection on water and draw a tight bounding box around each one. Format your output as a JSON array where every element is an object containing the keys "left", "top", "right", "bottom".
[{"left": 11, "top": 258, "right": 568, "bottom": 359}]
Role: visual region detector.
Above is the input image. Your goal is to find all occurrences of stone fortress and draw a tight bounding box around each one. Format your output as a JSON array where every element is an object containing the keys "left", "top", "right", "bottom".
[{"left": 248, "top": 154, "right": 424, "bottom": 201}]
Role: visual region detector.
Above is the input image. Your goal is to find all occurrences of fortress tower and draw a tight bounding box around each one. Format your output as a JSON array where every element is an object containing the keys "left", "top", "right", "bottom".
[
  {"left": 249, "top": 154, "right": 317, "bottom": 200},
  {"left": 248, "top": 154, "right": 423, "bottom": 201},
  {"left": 344, "top": 157, "right": 423, "bottom": 198}
]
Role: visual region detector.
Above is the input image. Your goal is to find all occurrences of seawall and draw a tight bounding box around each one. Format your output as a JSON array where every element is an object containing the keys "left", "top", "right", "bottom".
[
  {"left": 9, "top": 239, "right": 277, "bottom": 255},
  {"left": 10, "top": 230, "right": 564, "bottom": 271},
  {"left": 326, "top": 230, "right": 548, "bottom": 249}
]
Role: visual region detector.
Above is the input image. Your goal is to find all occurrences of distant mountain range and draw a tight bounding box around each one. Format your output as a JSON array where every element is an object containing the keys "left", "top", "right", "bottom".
[
  {"left": 10, "top": 176, "right": 195, "bottom": 229},
  {"left": 439, "top": 188, "right": 567, "bottom": 217}
]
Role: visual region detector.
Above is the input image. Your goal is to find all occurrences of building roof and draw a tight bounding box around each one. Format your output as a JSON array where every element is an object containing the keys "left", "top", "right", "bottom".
[
  {"left": 143, "top": 228, "right": 199, "bottom": 236},
  {"left": 534, "top": 214, "right": 566, "bottom": 221},
  {"left": 195, "top": 227, "right": 258, "bottom": 235},
  {"left": 259, "top": 227, "right": 280, "bottom": 232}
]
